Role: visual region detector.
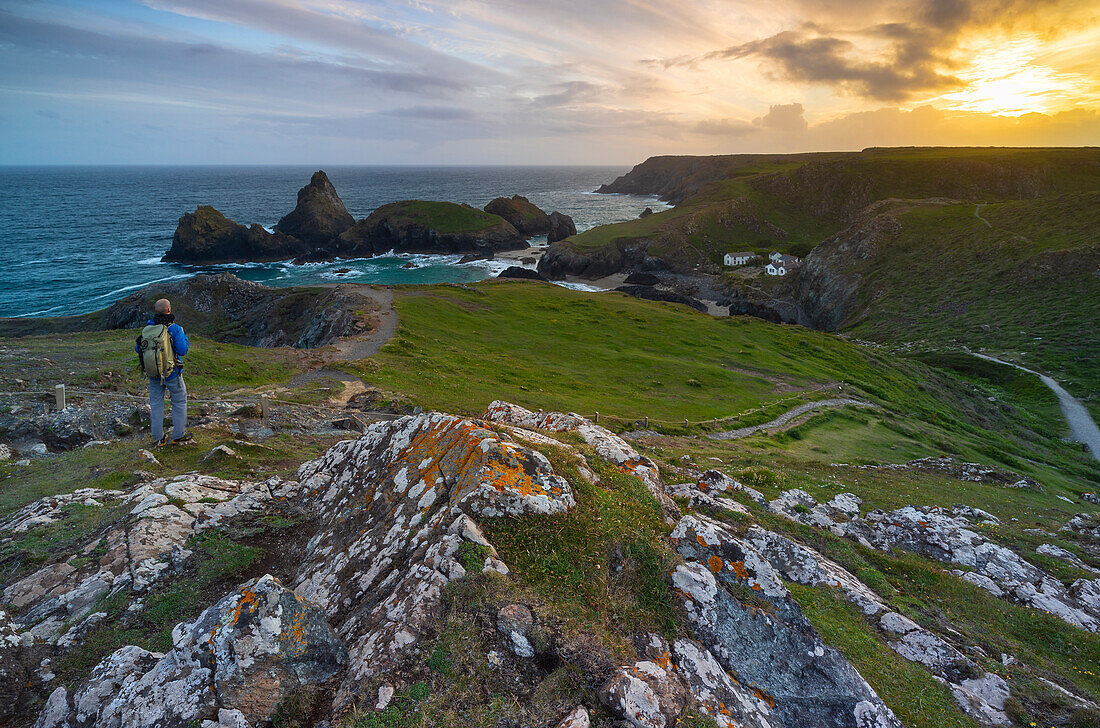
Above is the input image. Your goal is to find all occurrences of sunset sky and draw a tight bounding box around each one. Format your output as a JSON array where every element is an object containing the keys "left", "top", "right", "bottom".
[{"left": 1, "top": 0, "right": 1098, "bottom": 164}]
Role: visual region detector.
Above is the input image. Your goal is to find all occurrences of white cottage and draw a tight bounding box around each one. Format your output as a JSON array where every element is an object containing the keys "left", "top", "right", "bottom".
[
  {"left": 723, "top": 251, "right": 754, "bottom": 266},
  {"left": 765, "top": 262, "right": 786, "bottom": 276}
]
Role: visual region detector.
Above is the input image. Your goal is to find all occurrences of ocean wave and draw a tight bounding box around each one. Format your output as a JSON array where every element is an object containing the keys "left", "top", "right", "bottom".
[
  {"left": 138, "top": 256, "right": 164, "bottom": 265},
  {"left": 551, "top": 280, "right": 604, "bottom": 292}
]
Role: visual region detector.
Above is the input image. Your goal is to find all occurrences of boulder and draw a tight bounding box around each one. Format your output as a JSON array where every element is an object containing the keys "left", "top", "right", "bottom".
[
  {"left": 496, "top": 266, "right": 546, "bottom": 281},
  {"left": 484, "top": 195, "right": 551, "bottom": 235},
  {"left": 623, "top": 271, "right": 660, "bottom": 286},
  {"left": 547, "top": 211, "right": 577, "bottom": 243},
  {"left": 599, "top": 660, "right": 686, "bottom": 728},
  {"left": 639, "top": 207, "right": 653, "bottom": 218},
  {"left": 274, "top": 170, "right": 355, "bottom": 248},
  {"left": 554, "top": 706, "right": 590, "bottom": 728}
]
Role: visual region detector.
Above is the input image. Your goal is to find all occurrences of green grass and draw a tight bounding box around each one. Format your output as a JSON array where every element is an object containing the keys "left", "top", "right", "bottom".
[
  {"left": 0, "top": 330, "right": 300, "bottom": 399},
  {"left": 841, "top": 194, "right": 1100, "bottom": 415},
  {"left": 481, "top": 440, "right": 678, "bottom": 645},
  {"left": 367, "top": 200, "right": 504, "bottom": 234},
  {"left": 788, "top": 582, "right": 979, "bottom": 728}
]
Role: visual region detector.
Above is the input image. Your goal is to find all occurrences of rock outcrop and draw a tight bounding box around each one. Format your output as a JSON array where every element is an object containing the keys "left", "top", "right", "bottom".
[
  {"left": 767, "top": 489, "right": 1100, "bottom": 632},
  {"left": 614, "top": 285, "right": 707, "bottom": 312},
  {"left": 0, "top": 273, "right": 370, "bottom": 348},
  {"left": 38, "top": 575, "right": 345, "bottom": 728},
  {"left": 547, "top": 211, "right": 577, "bottom": 243},
  {"left": 671, "top": 513, "right": 903, "bottom": 728},
  {"left": 337, "top": 201, "right": 528, "bottom": 257},
  {"left": 484, "top": 195, "right": 551, "bottom": 236},
  {"left": 274, "top": 170, "right": 355, "bottom": 248},
  {"left": 165, "top": 206, "right": 304, "bottom": 264}
]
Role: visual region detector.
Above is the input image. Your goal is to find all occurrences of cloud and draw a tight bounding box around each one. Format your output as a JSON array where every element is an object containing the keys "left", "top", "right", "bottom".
[
  {"left": 753, "top": 103, "right": 807, "bottom": 132},
  {"left": 704, "top": 27, "right": 961, "bottom": 101},
  {"left": 693, "top": 118, "right": 759, "bottom": 136}
]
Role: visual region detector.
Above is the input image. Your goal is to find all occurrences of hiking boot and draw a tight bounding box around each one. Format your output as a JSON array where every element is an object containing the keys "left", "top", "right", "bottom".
[
  {"left": 170, "top": 433, "right": 193, "bottom": 445},
  {"left": 155, "top": 434, "right": 170, "bottom": 448}
]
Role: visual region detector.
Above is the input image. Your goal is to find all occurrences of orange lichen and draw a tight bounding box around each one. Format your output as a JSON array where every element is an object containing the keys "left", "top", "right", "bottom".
[
  {"left": 729, "top": 561, "right": 749, "bottom": 580},
  {"left": 708, "top": 555, "right": 724, "bottom": 573}
]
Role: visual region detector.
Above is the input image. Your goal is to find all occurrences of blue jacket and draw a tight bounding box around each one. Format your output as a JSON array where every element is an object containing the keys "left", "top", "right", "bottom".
[{"left": 136, "top": 320, "right": 189, "bottom": 380}]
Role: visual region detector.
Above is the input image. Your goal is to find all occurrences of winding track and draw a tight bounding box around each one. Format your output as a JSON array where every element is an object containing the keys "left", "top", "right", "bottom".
[
  {"left": 707, "top": 398, "right": 876, "bottom": 441},
  {"left": 971, "top": 352, "right": 1100, "bottom": 462}
]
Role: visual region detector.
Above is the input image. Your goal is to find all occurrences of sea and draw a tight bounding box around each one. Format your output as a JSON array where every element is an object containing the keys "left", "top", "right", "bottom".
[{"left": 0, "top": 166, "right": 667, "bottom": 318}]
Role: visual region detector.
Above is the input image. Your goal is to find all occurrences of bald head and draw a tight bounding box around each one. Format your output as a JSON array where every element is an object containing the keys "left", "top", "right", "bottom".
[{"left": 154, "top": 299, "right": 171, "bottom": 314}]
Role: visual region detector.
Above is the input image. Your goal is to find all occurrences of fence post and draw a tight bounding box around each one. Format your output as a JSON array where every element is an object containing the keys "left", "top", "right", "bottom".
[
  {"left": 593, "top": 411, "right": 599, "bottom": 423},
  {"left": 260, "top": 394, "right": 271, "bottom": 423},
  {"left": 643, "top": 416, "right": 649, "bottom": 428},
  {"left": 684, "top": 419, "right": 688, "bottom": 427},
  {"left": 54, "top": 384, "right": 66, "bottom": 411}
]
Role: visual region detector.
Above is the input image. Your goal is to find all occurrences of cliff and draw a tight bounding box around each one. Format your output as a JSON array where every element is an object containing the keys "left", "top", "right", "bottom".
[{"left": 164, "top": 206, "right": 306, "bottom": 265}]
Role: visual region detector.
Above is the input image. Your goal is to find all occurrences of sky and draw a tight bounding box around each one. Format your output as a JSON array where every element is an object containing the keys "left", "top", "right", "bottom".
[{"left": 1, "top": 0, "right": 1099, "bottom": 164}]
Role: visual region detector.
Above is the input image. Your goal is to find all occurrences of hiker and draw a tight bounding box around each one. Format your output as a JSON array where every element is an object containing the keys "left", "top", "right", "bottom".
[{"left": 135, "top": 298, "right": 191, "bottom": 445}]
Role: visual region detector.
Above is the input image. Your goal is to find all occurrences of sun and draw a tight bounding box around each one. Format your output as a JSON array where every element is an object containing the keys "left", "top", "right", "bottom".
[{"left": 937, "top": 36, "right": 1089, "bottom": 116}]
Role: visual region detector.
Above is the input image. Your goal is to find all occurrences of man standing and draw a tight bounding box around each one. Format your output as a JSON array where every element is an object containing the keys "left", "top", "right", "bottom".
[{"left": 136, "top": 298, "right": 191, "bottom": 445}]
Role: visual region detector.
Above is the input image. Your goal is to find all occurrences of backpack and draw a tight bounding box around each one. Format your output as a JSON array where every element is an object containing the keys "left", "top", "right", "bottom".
[{"left": 137, "top": 324, "right": 176, "bottom": 381}]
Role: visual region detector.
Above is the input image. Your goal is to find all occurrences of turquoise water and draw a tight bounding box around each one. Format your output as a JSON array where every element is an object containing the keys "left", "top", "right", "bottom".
[{"left": 0, "top": 166, "right": 665, "bottom": 317}]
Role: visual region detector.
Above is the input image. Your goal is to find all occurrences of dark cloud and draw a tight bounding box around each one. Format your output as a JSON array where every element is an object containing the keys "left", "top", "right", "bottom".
[
  {"left": 708, "top": 28, "right": 959, "bottom": 101},
  {"left": 682, "top": 0, "right": 1060, "bottom": 101}
]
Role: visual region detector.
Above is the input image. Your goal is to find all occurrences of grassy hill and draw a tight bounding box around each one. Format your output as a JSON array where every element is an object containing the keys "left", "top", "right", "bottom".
[
  {"left": 543, "top": 147, "right": 1100, "bottom": 415},
  {"left": 3, "top": 280, "right": 1099, "bottom": 728}
]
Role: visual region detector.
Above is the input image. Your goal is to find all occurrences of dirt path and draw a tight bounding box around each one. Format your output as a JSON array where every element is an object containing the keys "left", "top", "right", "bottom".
[
  {"left": 974, "top": 204, "right": 992, "bottom": 228},
  {"left": 971, "top": 352, "right": 1100, "bottom": 462},
  {"left": 707, "top": 398, "right": 875, "bottom": 441},
  {"left": 329, "top": 285, "right": 398, "bottom": 361}
]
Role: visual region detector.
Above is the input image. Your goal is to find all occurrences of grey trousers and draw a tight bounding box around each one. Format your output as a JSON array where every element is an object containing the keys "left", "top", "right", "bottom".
[{"left": 149, "top": 374, "right": 187, "bottom": 441}]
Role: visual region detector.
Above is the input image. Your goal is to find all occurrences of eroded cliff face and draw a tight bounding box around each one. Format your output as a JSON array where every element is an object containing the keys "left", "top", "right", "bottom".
[{"left": 0, "top": 273, "right": 372, "bottom": 348}]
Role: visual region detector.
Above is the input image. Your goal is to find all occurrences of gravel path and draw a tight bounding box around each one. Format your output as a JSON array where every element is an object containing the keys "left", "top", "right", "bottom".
[
  {"left": 707, "top": 398, "right": 875, "bottom": 441},
  {"left": 971, "top": 352, "right": 1100, "bottom": 462}
]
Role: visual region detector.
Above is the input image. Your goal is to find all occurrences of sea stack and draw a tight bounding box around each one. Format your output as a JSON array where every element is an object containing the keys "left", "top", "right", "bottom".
[
  {"left": 275, "top": 170, "right": 355, "bottom": 247},
  {"left": 484, "top": 195, "right": 552, "bottom": 236}
]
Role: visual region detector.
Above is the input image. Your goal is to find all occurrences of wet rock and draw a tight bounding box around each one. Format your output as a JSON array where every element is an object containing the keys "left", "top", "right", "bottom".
[
  {"left": 483, "top": 401, "right": 679, "bottom": 523},
  {"left": 496, "top": 266, "right": 547, "bottom": 281},
  {"left": 547, "top": 211, "right": 577, "bottom": 243}
]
